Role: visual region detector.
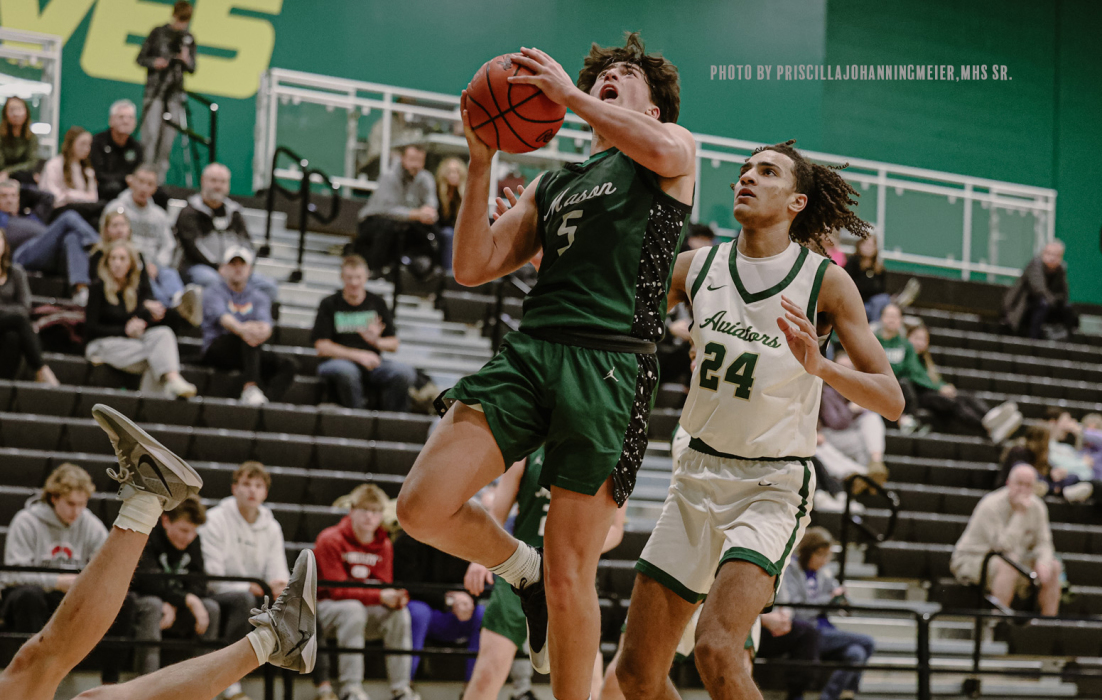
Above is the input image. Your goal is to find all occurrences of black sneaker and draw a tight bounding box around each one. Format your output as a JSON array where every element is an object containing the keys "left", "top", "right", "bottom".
[
  {"left": 510, "top": 692, "right": 538, "bottom": 700},
  {"left": 512, "top": 547, "right": 549, "bottom": 673}
]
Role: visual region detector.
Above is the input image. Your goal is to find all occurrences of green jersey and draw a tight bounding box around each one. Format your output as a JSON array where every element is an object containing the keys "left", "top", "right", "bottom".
[
  {"left": 512, "top": 447, "right": 551, "bottom": 547},
  {"left": 524, "top": 147, "right": 691, "bottom": 342}
]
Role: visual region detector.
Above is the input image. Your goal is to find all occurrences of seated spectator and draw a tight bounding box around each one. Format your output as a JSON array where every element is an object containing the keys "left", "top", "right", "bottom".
[
  {"left": 313, "top": 484, "right": 417, "bottom": 700},
  {"left": 844, "top": 236, "right": 919, "bottom": 321},
  {"left": 0, "top": 228, "right": 58, "bottom": 384},
  {"left": 93, "top": 206, "right": 199, "bottom": 325},
  {"left": 779, "top": 527, "right": 875, "bottom": 700},
  {"left": 1002, "top": 240, "right": 1078, "bottom": 340},
  {"left": 0, "top": 96, "right": 40, "bottom": 181},
  {"left": 0, "top": 463, "right": 132, "bottom": 684},
  {"left": 200, "top": 246, "right": 296, "bottom": 405},
  {"left": 41, "top": 126, "right": 102, "bottom": 226},
  {"left": 435, "top": 157, "right": 466, "bottom": 271},
  {"left": 394, "top": 529, "right": 485, "bottom": 684},
  {"left": 877, "top": 304, "right": 1017, "bottom": 441},
  {"left": 0, "top": 179, "right": 47, "bottom": 251},
  {"left": 199, "top": 461, "right": 289, "bottom": 700},
  {"left": 84, "top": 240, "right": 196, "bottom": 397},
  {"left": 907, "top": 322, "right": 1022, "bottom": 442},
  {"left": 951, "top": 464, "right": 1062, "bottom": 615},
  {"left": 354, "top": 144, "right": 439, "bottom": 277},
  {"left": 1082, "top": 413, "right": 1102, "bottom": 477},
  {"left": 132, "top": 496, "right": 219, "bottom": 676},
  {"left": 756, "top": 604, "right": 819, "bottom": 700},
  {"left": 314, "top": 255, "right": 417, "bottom": 412},
  {"left": 90, "top": 100, "right": 142, "bottom": 203},
  {"left": 176, "top": 163, "right": 279, "bottom": 301},
  {"left": 817, "top": 350, "right": 888, "bottom": 488},
  {"left": 12, "top": 204, "right": 100, "bottom": 305},
  {"left": 998, "top": 424, "right": 1082, "bottom": 500}
]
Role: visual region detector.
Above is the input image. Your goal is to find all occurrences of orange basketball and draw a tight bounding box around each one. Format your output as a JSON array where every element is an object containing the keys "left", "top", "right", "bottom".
[{"left": 465, "top": 53, "right": 567, "bottom": 154}]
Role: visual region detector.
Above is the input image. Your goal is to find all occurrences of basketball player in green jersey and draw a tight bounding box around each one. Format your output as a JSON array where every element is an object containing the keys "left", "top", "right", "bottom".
[
  {"left": 462, "top": 447, "right": 627, "bottom": 700},
  {"left": 396, "top": 32, "right": 695, "bottom": 700},
  {"left": 614, "top": 141, "right": 904, "bottom": 700}
]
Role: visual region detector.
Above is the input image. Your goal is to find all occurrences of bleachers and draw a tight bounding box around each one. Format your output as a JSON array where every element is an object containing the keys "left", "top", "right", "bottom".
[{"left": 5, "top": 205, "right": 1102, "bottom": 697}]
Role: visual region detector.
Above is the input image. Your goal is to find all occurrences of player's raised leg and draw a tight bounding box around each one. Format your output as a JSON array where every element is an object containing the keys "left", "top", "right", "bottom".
[
  {"left": 73, "top": 549, "right": 317, "bottom": 700},
  {"left": 0, "top": 404, "right": 203, "bottom": 700},
  {"left": 692, "top": 562, "right": 775, "bottom": 700},
  {"left": 615, "top": 574, "right": 699, "bottom": 700}
]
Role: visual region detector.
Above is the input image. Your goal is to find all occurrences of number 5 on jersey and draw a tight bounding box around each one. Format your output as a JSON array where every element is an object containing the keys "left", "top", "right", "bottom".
[
  {"left": 557, "top": 210, "right": 583, "bottom": 255},
  {"left": 698, "top": 342, "right": 758, "bottom": 400}
]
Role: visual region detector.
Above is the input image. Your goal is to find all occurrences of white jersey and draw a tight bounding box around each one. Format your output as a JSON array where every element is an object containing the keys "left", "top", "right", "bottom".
[{"left": 680, "top": 240, "right": 829, "bottom": 459}]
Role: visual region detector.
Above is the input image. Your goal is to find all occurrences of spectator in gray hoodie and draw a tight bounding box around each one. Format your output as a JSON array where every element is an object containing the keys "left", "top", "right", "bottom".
[
  {"left": 102, "top": 164, "right": 187, "bottom": 307},
  {"left": 175, "top": 163, "right": 279, "bottom": 302},
  {"left": 0, "top": 463, "right": 134, "bottom": 683}
]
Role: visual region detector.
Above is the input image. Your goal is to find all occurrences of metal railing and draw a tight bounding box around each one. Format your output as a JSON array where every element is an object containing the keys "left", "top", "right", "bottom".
[
  {"left": 162, "top": 91, "right": 220, "bottom": 187},
  {"left": 488, "top": 275, "right": 532, "bottom": 350},
  {"left": 836, "top": 473, "right": 901, "bottom": 584},
  {"left": 255, "top": 67, "right": 1057, "bottom": 282},
  {"left": 259, "top": 145, "right": 342, "bottom": 283}
]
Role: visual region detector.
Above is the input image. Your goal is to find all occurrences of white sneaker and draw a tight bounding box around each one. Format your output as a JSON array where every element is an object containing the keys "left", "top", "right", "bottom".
[
  {"left": 894, "top": 277, "right": 921, "bottom": 308},
  {"left": 164, "top": 375, "right": 197, "bottom": 399},
  {"left": 176, "top": 284, "right": 204, "bottom": 327},
  {"left": 240, "top": 385, "right": 269, "bottom": 406},
  {"left": 72, "top": 286, "right": 89, "bottom": 307},
  {"left": 338, "top": 685, "right": 369, "bottom": 700},
  {"left": 815, "top": 491, "right": 845, "bottom": 512},
  {"left": 983, "top": 402, "right": 1018, "bottom": 432},
  {"left": 1064, "top": 482, "right": 1093, "bottom": 503},
  {"left": 988, "top": 409, "right": 1023, "bottom": 444},
  {"left": 898, "top": 415, "right": 919, "bottom": 435}
]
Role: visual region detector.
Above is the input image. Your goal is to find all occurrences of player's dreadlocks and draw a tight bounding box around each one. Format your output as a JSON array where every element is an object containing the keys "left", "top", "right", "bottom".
[
  {"left": 745, "top": 140, "right": 873, "bottom": 251},
  {"left": 577, "top": 32, "right": 681, "bottom": 124}
]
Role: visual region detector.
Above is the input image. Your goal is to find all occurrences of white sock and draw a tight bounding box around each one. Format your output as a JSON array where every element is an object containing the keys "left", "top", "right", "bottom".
[
  {"left": 223, "top": 682, "right": 244, "bottom": 699},
  {"left": 113, "top": 491, "right": 163, "bottom": 535},
  {"left": 489, "top": 542, "right": 541, "bottom": 588},
  {"left": 247, "top": 626, "right": 278, "bottom": 665}
]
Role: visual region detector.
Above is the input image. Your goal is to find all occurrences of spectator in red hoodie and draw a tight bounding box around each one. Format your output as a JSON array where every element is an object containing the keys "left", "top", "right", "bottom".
[{"left": 313, "top": 484, "right": 419, "bottom": 700}]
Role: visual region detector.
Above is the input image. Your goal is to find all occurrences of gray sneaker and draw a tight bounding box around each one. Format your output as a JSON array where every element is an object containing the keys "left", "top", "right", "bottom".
[
  {"left": 92, "top": 404, "right": 203, "bottom": 510},
  {"left": 249, "top": 549, "right": 317, "bottom": 673}
]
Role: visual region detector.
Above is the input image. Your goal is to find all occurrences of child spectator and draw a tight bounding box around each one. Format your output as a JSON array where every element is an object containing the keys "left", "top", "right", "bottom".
[
  {"left": 41, "top": 126, "right": 100, "bottom": 224},
  {"left": 435, "top": 157, "right": 466, "bottom": 271},
  {"left": 84, "top": 240, "right": 196, "bottom": 397},
  {"left": 312, "top": 484, "right": 417, "bottom": 700},
  {"left": 200, "top": 245, "right": 296, "bottom": 405},
  {"left": 313, "top": 255, "right": 417, "bottom": 411},
  {"left": 951, "top": 464, "right": 1063, "bottom": 616},
  {"left": 0, "top": 227, "right": 58, "bottom": 384},
  {"left": 132, "top": 496, "right": 219, "bottom": 676},
  {"left": 778, "top": 527, "right": 875, "bottom": 700},
  {"left": 199, "top": 461, "right": 288, "bottom": 700},
  {"left": 90, "top": 100, "right": 142, "bottom": 203},
  {"left": 0, "top": 464, "right": 132, "bottom": 683},
  {"left": 394, "top": 530, "right": 485, "bottom": 683},
  {"left": 0, "top": 97, "right": 39, "bottom": 179}
]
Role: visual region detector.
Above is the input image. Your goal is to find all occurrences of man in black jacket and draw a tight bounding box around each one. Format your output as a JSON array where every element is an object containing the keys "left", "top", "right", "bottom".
[
  {"left": 136, "top": 1, "right": 196, "bottom": 180},
  {"left": 394, "top": 531, "right": 485, "bottom": 681},
  {"left": 131, "top": 496, "right": 221, "bottom": 676},
  {"left": 91, "top": 100, "right": 143, "bottom": 202},
  {"left": 1002, "top": 240, "right": 1079, "bottom": 339}
]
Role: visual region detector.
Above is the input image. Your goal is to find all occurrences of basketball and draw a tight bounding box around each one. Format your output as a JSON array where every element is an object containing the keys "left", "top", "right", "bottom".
[{"left": 465, "top": 53, "right": 567, "bottom": 154}]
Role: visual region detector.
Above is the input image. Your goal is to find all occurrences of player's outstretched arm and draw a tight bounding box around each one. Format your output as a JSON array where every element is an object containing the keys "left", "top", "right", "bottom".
[
  {"left": 508, "top": 47, "right": 695, "bottom": 179},
  {"left": 778, "top": 265, "right": 904, "bottom": 420},
  {"left": 665, "top": 249, "right": 699, "bottom": 312},
  {"left": 453, "top": 90, "right": 543, "bottom": 287}
]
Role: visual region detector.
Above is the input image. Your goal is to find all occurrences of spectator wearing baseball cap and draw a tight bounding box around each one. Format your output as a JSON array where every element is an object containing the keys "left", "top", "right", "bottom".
[{"left": 199, "top": 244, "right": 296, "bottom": 405}]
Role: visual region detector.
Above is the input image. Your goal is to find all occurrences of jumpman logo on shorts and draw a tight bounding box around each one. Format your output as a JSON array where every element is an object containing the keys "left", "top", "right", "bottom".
[{"left": 603, "top": 368, "right": 619, "bottom": 382}]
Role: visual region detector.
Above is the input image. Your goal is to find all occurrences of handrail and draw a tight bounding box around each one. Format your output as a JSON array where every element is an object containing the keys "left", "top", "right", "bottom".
[
  {"left": 965, "top": 550, "right": 1041, "bottom": 695},
  {"left": 488, "top": 274, "right": 531, "bottom": 351},
  {"left": 160, "top": 91, "right": 219, "bottom": 186},
  {"left": 837, "top": 473, "right": 901, "bottom": 584},
  {"left": 259, "top": 145, "right": 341, "bottom": 284}
]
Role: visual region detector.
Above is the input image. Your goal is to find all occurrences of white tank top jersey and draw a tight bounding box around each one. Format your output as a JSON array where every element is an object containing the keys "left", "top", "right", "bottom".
[{"left": 680, "top": 240, "right": 831, "bottom": 459}]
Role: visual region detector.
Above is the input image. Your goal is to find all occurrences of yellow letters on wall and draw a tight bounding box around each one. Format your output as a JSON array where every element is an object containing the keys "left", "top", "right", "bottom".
[{"left": 1, "top": 0, "right": 283, "bottom": 99}]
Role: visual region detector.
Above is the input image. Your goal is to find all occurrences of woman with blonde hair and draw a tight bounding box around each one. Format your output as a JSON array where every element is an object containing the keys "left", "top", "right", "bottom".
[
  {"left": 84, "top": 240, "right": 195, "bottom": 397},
  {"left": 435, "top": 157, "right": 467, "bottom": 270}
]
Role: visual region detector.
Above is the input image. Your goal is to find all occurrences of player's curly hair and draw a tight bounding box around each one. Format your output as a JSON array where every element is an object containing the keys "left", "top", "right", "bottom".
[
  {"left": 745, "top": 140, "right": 873, "bottom": 250},
  {"left": 576, "top": 32, "right": 680, "bottom": 124}
]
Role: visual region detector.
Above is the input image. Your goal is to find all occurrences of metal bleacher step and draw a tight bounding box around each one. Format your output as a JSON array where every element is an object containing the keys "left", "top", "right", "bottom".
[
  {"left": 875, "top": 637, "right": 1009, "bottom": 656},
  {"left": 856, "top": 675, "right": 1078, "bottom": 697}
]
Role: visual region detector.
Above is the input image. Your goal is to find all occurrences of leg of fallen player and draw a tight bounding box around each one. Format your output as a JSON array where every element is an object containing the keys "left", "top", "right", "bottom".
[
  {"left": 73, "top": 640, "right": 259, "bottom": 700},
  {"left": 615, "top": 575, "right": 698, "bottom": 700},
  {"left": 693, "top": 561, "right": 775, "bottom": 700},
  {"left": 0, "top": 527, "right": 151, "bottom": 700},
  {"left": 542, "top": 481, "right": 620, "bottom": 700}
]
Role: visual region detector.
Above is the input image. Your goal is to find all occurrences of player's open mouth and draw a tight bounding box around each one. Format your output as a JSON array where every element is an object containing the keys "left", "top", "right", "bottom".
[
  {"left": 736, "top": 187, "right": 755, "bottom": 199},
  {"left": 599, "top": 84, "right": 619, "bottom": 100}
]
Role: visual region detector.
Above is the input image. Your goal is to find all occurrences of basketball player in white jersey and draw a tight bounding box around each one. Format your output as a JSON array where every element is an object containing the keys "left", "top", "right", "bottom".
[{"left": 615, "top": 140, "right": 905, "bottom": 700}]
